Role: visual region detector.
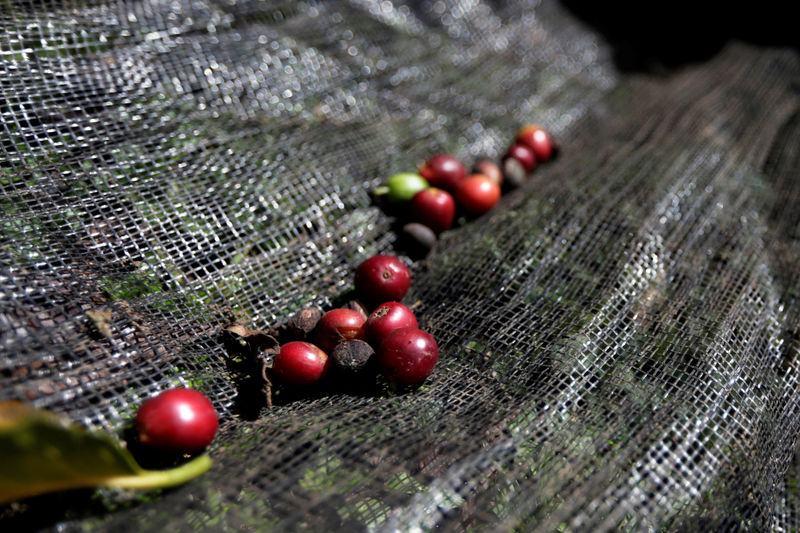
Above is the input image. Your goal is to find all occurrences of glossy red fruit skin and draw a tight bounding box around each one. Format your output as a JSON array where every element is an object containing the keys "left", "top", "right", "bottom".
[
  {"left": 315, "top": 309, "right": 366, "bottom": 354},
  {"left": 418, "top": 154, "right": 467, "bottom": 192},
  {"left": 410, "top": 187, "right": 456, "bottom": 234},
  {"left": 354, "top": 255, "right": 411, "bottom": 305},
  {"left": 516, "top": 124, "right": 553, "bottom": 162},
  {"left": 504, "top": 143, "right": 536, "bottom": 172},
  {"left": 273, "top": 341, "right": 331, "bottom": 386},
  {"left": 365, "top": 301, "right": 418, "bottom": 347},
  {"left": 456, "top": 174, "right": 501, "bottom": 215},
  {"left": 136, "top": 388, "right": 218, "bottom": 453},
  {"left": 377, "top": 327, "right": 438, "bottom": 385}
]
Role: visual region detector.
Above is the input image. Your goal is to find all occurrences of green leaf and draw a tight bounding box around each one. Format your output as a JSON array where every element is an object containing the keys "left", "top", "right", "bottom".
[{"left": 0, "top": 402, "right": 212, "bottom": 504}]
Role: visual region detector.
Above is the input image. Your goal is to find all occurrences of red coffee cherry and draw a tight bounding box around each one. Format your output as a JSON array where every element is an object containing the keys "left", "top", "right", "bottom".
[
  {"left": 504, "top": 143, "right": 536, "bottom": 172},
  {"left": 516, "top": 124, "right": 554, "bottom": 162},
  {"left": 273, "top": 341, "right": 331, "bottom": 386},
  {"left": 456, "top": 174, "right": 501, "bottom": 215},
  {"left": 377, "top": 327, "right": 438, "bottom": 385},
  {"left": 315, "top": 309, "right": 366, "bottom": 354},
  {"left": 135, "top": 388, "right": 219, "bottom": 453},
  {"left": 410, "top": 187, "right": 456, "bottom": 234},
  {"left": 354, "top": 255, "right": 411, "bottom": 305},
  {"left": 365, "top": 301, "right": 418, "bottom": 346},
  {"left": 418, "top": 154, "right": 467, "bottom": 192}
]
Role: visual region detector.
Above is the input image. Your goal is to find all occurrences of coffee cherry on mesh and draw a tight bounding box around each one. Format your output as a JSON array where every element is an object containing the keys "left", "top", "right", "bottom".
[
  {"left": 365, "top": 301, "right": 418, "bottom": 347},
  {"left": 379, "top": 172, "right": 429, "bottom": 203},
  {"left": 377, "top": 327, "right": 438, "bottom": 385},
  {"left": 418, "top": 154, "right": 467, "bottom": 192},
  {"left": 473, "top": 159, "right": 503, "bottom": 186},
  {"left": 456, "top": 174, "right": 501, "bottom": 215},
  {"left": 135, "top": 388, "right": 218, "bottom": 453},
  {"left": 354, "top": 255, "right": 411, "bottom": 306},
  {"left": 272, "top": 341, "right": 330, "bottom": 386},
  {"left": 331, "top": 339, "right": 375, "bottom": 374},
  {"left": 401, "top": 223, "right": 437, "bottom": 257},
  {"left": 504, "top": 143, "right": 536, "bottom": 172},
  {"left": 287, "top": 306, "right": 323, "bottom": 339},
  {"left": 315, "top": 309, "right": 366, "bottom": 354},
  {"left": 502, "top": 157, "right": 527, "bottom": 190},
  {"left": 516, "top": 124, "right": 554, "bottom": 162},
  {"left": 410, "top": 187, "right": 456, "bottom": 234}
]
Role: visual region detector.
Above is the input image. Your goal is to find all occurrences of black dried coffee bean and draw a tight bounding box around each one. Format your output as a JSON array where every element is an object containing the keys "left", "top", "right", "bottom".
[{"left": 331, "top": 339, "right": 375, "bottom": 373}]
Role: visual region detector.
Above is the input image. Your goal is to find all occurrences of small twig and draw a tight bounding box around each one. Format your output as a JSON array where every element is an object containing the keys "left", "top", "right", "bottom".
[{"left": 261, "top": 358, "right": 273, "bottom": 410}]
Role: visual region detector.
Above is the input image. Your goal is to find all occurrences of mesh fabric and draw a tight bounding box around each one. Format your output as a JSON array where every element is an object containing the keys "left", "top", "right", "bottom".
[{"left": 2, "top": 1, "right": 800, "bottom": 531}]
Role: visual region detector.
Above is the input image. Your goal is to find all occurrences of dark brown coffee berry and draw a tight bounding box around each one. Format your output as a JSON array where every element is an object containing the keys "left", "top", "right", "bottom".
[
  {"left": 331, "top": 339, "right": 375, "bottom": 373},
  {"left": 287, "top": 307, "right": 323, "bottom": 339}
]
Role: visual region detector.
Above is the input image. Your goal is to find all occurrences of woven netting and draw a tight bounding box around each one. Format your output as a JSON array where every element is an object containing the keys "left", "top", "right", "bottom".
[{"left": 2, "top": 1, "right": 800, "bottom": 531}]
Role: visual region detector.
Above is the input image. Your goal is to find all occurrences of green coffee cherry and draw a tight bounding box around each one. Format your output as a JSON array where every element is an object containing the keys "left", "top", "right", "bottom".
[{"left": 375, "top": 173, "right": 429, "bottom": 203}]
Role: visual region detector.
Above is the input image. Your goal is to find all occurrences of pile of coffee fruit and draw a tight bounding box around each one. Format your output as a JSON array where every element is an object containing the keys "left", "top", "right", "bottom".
[
  {"left": 129, "top": 127, "right": 556, "bottom": 454},
  {"left": 224, "top": 254, "right": 437, "bottom": 407},
  {"left": 272, "top": 254, "right": 437, "bottom": 388},
  {"left": 375, "top": 124, "right": 557, "bottom": 254}
]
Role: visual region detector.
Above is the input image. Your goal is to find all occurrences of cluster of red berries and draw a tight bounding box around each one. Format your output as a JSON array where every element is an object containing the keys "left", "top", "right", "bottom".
[
  {"left": 131, "top": 255, "right": 428, "bottom": 455},
  {"left": 271, "top": 254, "right": 438, "bottom": 388},
  {"left": 129, "top": 128, "right": 555, "bottom": 456},
  {"left": 376, "top": 124, "right": 556, "bottom": 252}
]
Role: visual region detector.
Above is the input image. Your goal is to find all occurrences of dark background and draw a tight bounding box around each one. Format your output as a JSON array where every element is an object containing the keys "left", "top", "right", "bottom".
[{"left": 561, "top": 1, "right": 799, "bottom": 70}]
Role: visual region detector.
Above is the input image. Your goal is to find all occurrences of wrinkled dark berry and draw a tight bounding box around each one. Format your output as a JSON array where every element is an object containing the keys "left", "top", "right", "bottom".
[
  {"left": 287, "top": 307, "right": 323, "bottom": 339},
  {"left": 331, "top": 339, "right": 375, "bottom": 373}
]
